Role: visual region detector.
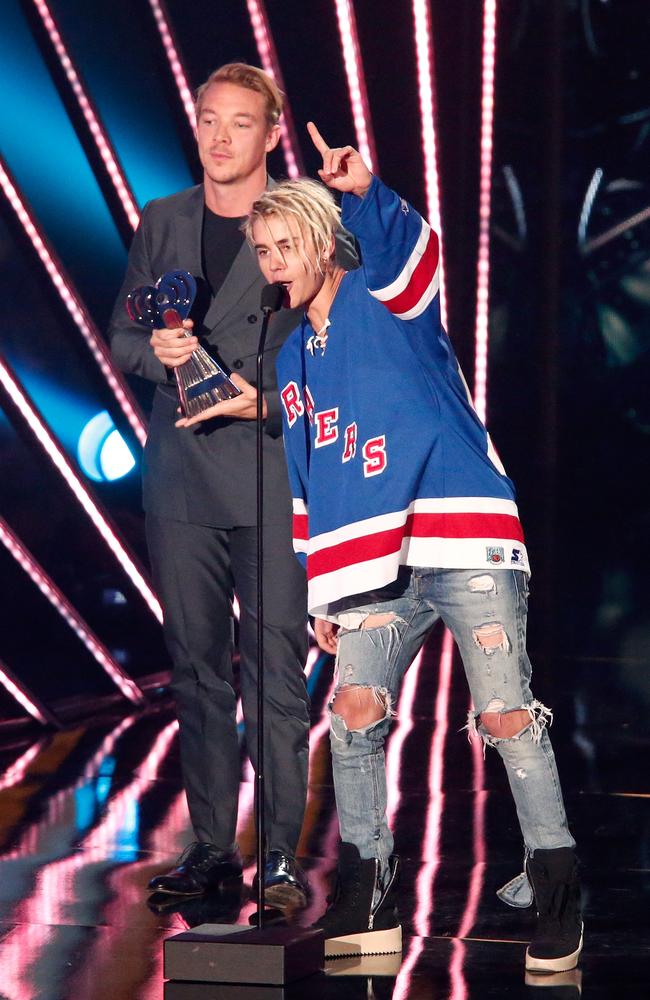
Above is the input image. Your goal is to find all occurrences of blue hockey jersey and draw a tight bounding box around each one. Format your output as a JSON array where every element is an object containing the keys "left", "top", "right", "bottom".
[{"left": 276, "top": 176, "right": 529, "bottom": 618}]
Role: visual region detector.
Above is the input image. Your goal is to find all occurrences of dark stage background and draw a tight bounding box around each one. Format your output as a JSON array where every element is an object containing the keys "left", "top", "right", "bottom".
[{"left": 0, "top": 0, "right": 649, "bottom": 734}]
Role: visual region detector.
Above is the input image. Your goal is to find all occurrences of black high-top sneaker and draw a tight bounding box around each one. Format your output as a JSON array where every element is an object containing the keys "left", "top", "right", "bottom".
[
  {"left": 525, "top": 847, "right": 583, "bottom": 973},
  {"left": 315, "top": 842, "right": 402, "bottom": 959}
]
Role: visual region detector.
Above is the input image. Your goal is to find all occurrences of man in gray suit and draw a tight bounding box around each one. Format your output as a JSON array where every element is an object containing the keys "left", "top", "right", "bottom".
[{"left": 109, "top": 64, "right": 354, "bottom": 904}]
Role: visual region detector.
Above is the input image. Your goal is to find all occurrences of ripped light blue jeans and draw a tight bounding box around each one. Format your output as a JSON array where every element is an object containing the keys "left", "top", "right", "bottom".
[{"left": 328, "top": 567, "right": 575, "bottom": 875}]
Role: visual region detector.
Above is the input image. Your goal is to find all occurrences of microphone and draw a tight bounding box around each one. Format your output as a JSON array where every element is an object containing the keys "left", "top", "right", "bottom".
[{"left": 260, "top": 282, "right": 285, "bottom": 315}]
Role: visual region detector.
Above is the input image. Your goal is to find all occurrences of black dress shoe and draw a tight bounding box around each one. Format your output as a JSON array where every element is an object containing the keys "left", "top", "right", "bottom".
[
  {"left": 147, "top": 843, "right": 243, "bottom": 896},
  {"left": 262, "top": 851, "right": 309, "bottom": 909},
  {"left": 147, "top": 887, "right": 243, "bottom": 925}
]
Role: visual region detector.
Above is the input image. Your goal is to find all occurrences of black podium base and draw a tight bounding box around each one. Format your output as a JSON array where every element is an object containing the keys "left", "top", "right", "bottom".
[
  {"left": 165, "top": 983, "right": 302, "bottom": 1000},
  {"left": 164, "top": 923, "right": 324, "bottom": 986}
]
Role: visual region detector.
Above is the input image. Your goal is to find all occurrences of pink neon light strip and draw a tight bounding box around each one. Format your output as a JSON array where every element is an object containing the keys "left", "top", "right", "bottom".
[
  {"left": 30, "top": 0, "right": 140, "bottom": 231},
  {"left": 147, "top": 0, "right": 197, "bottom": 130},
  {"left": 333, "top": 0, "right": 377, "bottom": 171},
  {"left": 473, "top": 0, "right": 498, "bottom": 424},
  {"left": 0, "top": 516, "right": 144, "bottom": 704},
  {"left": 108, "top": 788, "right": 190, "bottom": 1000},
  {"left": 245, "top": 0, "right": 303, "bottom": 178},
  {"left": 0, "top": 658, "right": 49, "bottom": 726},
  {"left": 416, "top": 628, "right": 454, "bottom": 926},
  {"left": 457, "top": 733, "right": 487, "bottom": 938},
  {"left": 0, "top": 741, "right": 46, "bottom": 792},
  {"left": 448, "top": 718, "right": 488, "bottom": 998},
  {"left": 1, "top": 716, "right": 137, "bottom": 861},
  {"left": 412, "top": 0, "right": 447, "bottom": 326},
  {"left": 0, "top": 359, "right": 162, "bottom": 623},
  {"left": 3, "top": 722, "right": 179, "bottom": 996},
  {"left": 394, "top": 629, "right": 454, "bottom": 999},
  {"left": 0, "top": 158, "right": 147, "bottom": 449},
  {"left": 386, "top": 649, "right": 424, "bottom": 825}
]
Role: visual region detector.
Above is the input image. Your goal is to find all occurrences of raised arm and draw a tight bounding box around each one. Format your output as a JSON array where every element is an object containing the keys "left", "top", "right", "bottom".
[{"left": 307, "top": 123, "right": 440, "bottom": 323}]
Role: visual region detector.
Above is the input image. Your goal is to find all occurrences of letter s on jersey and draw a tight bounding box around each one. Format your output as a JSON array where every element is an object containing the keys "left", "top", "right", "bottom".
[
  {"left": 362, "top": 435, "right": 387, "bottom": 477},
  {"left": 281, "top": 381, "right": 304, "bottom": 427}
]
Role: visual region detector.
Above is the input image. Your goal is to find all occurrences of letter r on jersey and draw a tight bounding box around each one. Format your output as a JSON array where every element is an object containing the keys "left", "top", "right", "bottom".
[
  {"left": 342, "top": 422, "right": 357, "bottom": 462},
  {"left": 304, "top": 385, "right": 315, "bottom": 425},
  {"left": 281, "top": 381, "right": 304, "bottom": 427}
]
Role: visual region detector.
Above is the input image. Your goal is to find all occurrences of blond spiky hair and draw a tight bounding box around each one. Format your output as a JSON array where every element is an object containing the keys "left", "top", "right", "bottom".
[{"left": 245, "top": 179, "right": 341, "bottom": 274}]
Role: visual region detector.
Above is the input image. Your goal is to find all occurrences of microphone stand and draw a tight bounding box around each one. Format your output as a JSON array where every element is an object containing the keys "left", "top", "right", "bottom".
[
  {"left": 163, "top": 283, "right": 324, "bottom": 986},
  {"left": 255, "top": 295, "right": 275, "bottom": 927}
]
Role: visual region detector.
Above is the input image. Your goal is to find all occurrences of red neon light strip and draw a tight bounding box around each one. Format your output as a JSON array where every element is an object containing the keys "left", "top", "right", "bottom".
[
  {"left": 0, "top": 157, "right": 147, "bottom": 449},
  {"left": 245, "top": 0, "right": 304, "bottom": 178},
  {"left": 30, "top": 0, "right": 141, "bottom": 231},
  {"left": 411, "top": 0, "right": 447, "bottom": 326},
  {"left": 0, "top": 359, "right": 162, "bottom": 623},
  {"left": 333, "top": 0, "right": 377, "bottom": 171},
  {"left": 473, "top": 0, "right": 498, "bottom": 424},
  {"left": 0, "top": 657, "right": 51, "bottom": 727},
  {"left": 147, "top": 0, "right": 197, "bottom": 130},
  {"left": 0, "top": 516, "right": 144, "bottom": 704}
]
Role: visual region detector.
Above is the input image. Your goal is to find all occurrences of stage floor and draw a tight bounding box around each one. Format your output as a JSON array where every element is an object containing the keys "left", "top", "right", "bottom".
[{"left": 0, "top": 625, "right": 647, "bottom": 998}]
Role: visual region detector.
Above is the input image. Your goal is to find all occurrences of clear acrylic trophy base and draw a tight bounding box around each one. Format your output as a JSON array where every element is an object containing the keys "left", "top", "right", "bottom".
[{"left": 175, "top": 335, "right": 242, "bottom": 418}]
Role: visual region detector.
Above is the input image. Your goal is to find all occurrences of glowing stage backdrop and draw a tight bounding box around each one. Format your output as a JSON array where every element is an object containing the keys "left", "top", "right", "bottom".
[{"left": 1, "top": 0, "right": 648, "bottom": 750}]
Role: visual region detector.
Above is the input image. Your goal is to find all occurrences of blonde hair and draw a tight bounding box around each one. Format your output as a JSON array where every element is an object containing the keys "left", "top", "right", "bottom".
[
  {"left": 245, "top": 179, "right": 341, "bottom": 273},
  {"left": 195, "top": 63, "right": 283, "bottom": 125}
]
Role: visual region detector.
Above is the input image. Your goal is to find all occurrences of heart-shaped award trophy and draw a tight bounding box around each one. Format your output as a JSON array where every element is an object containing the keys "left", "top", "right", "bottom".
[{"left": 126, "top": 270, "right": 241, "bottom": 417}]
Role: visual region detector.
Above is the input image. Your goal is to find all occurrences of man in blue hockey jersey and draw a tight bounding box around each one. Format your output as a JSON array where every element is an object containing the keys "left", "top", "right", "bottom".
[{"left": 177, "top": 123, "right": 582, "bottom": 974}]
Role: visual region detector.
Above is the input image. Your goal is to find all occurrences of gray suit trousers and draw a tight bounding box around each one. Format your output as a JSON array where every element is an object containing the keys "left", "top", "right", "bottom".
[{"left": 146, "top": 514, "right": 309, "bottom": 855}]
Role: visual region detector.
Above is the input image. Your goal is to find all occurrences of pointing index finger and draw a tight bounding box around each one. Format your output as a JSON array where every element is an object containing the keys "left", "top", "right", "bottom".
[{"left": 307, "top": 121, "right": 329, "bottom": 155}]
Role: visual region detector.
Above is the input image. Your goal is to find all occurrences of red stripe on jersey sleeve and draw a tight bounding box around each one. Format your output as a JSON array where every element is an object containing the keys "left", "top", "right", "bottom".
[
  {"left": 293, "top": 513, "right": 309, "bottom": 541},
  {"left": 381, "top": 229, "right": 440, "bottom": 316}
]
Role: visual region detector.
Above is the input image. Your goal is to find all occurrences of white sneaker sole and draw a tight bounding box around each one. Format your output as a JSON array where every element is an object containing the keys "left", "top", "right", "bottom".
[
  {"left": 324, "top": 924, "right": 402, "bottom": 959},
  {"left": 325, "top": 952, "right": 403, "bottom": 976},
  {"left": 525, "top": 925, "right": 583, "bottom": 974}
]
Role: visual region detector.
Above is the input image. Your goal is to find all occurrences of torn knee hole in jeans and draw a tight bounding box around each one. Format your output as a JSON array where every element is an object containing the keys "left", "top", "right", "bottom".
[
  {"left": 329, "top": 684, "right": 395, "bottom": 739},
  {"left": 472, "top": 622, "right": 511, "bottom": 655},
  {"left": 464, "top": 698, "right": 553, "bottom": 755}
]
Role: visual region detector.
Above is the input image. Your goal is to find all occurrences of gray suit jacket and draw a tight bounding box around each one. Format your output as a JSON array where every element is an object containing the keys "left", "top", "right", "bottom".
[{"left": 108, "top": 182, "right": 357, "bottom": 527}]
